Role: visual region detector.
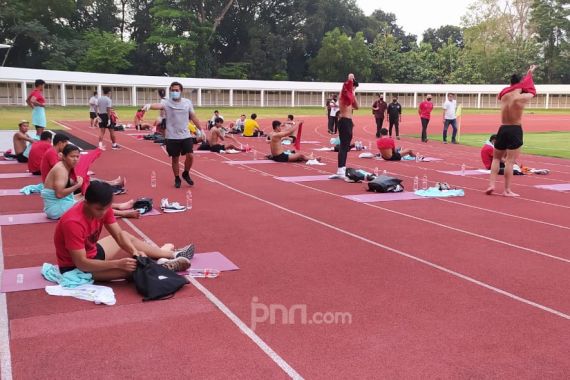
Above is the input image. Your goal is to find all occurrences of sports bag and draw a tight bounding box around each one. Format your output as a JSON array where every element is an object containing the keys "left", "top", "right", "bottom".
[
  {"left": 367, "top": 175, "right": 404, "bottom": 193},
  {"left": 133, "top": 197, "right": 153, "bottom": 214},
  {"left": 132, "top": 256, "right": 188, "bottom": 301},
  {"left": 345, "top": 168, "right": 366, "bottom": 182}
]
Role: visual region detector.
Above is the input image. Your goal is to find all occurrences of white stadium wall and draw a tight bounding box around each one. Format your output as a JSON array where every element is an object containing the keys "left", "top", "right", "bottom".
[{"left": 1, "top": 67, "right": 570, "bottom": 109}]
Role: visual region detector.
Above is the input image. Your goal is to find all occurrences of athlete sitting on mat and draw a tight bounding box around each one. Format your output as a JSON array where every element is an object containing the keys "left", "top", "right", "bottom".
[
  {"left": 41, "top": 144, "right": 137, "bottom": 220},
  {"left": 208, "top": 118, "right": 244, "bottom": 153},
  {"left": 268, "top": 121, "right": 320, "bottom": 163},
  {"left": 376, "top": 128, "right": 417, "bottom": 161},
  {"left": 54, "top": 181, "right": 194, "bottom": 280},
  {"left": 4, "top": 120, "right": 36, "bottom": 162}
]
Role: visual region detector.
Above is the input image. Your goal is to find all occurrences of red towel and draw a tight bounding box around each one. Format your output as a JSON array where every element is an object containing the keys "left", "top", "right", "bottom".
[
  {"left": 71, "top": 148, "right": 103, "bottom": 194},
  {"left": 498, "top": 73, "right": 536, "bottom": 100},
  {"left": 293, "top": 122, "right": 303, "bottom": 151},
  {"left": 339, "top": 80, "right": 355, "bottom": 107}
]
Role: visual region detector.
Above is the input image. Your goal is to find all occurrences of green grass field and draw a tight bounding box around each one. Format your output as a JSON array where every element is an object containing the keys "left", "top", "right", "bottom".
[{"left": 1, "top": 106, "right": 568, "bottom": 159}]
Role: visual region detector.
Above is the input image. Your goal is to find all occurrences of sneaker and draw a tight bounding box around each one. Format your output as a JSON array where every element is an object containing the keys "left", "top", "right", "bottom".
[
  {"left": 174, "top": 176, "right": 181, "bottom": 188},
  {"left": 443, "top": 141, "right": 448, "bottom": 144},
  {"left": 98, "top": 143, "right": 106, "bottom": 151},
  {"left": 112, "top": 144, "right": 121, "bottom": 150},
  {"left": 396, "top": 136, "right": 400, "bottom": 140},
  {"left": 113, "top": 187, "right": 126, "bottom": 195},
  {"left": 161, "top": 199, "right": 186, "bottom": 213},
  {"left": 174, "top": 243, "right": 195, "bottom": 260},
  {"left": 182, "top": 171, "right": 194, "bottom": 186},
  {"left": 161, "top": 257, "right": 191, "bottom": 272}
]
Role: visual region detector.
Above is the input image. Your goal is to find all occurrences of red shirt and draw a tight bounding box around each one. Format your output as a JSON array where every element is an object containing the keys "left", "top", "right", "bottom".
[
  {"left": 419, "top": 100, "right": 434, "bottom": 119},
  {"left": 377, "top": 137, "right": 396, "bottom": 150},
  {"left": 481, "top": 144, "right": 494, "bottom": 169},
  {"left": 54, "top": 202, "right": 116, "bottom": 268},
  {"left": 27, "top": 140, "right": 52, "bottom": 173},
  {"left": 29, "top": 89, "right": 45, "bottom": 105},
  {"left": 41, "top": 148, "right": 60, "bottom": 182}
]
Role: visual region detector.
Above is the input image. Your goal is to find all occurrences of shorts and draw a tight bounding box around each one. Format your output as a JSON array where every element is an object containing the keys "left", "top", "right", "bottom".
[
  {"left": 210, "top": 144, "right": 225, "bottom": 153},
  {"left": 271, "top": 152, "right": 289, "bottom": 162},
  {"left": 89, "top": 112, "right": 97, "bottom": 120},
  {"left": 495, "top": 125, "right": 523, "bottom": 150},
  {"left": 165, "top": 138, "right": 193, "bottom": 157},
  {"left": 386, "top": 152, "right": 402, "bottom": 161},
  {"left": 98, "top": 113, "right": 110, "bottom": 128},
  {"left": 60, "top": 243, "right": 105, "bottom": 274},
  {"left": 197, "top": 142, "right": 210, "bottom": 151}
]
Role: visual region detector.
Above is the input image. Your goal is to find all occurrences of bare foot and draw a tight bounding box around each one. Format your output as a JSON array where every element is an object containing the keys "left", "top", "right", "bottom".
[
  {"left": 485, "top": 186, "right": 495, "bottom": 195},
  {"left": 115, "top": 199, "right": 135, "bottom": 210},
  {"left": 502, "top": 190, "right": 520, "bottom": 197},
  {"left": 122, "top": 209, "right": 141, "bottom": 219}
]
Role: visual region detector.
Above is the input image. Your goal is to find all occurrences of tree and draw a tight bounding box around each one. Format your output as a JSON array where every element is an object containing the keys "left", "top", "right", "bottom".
[
  {"left": 422, "top": 25, "right": 464, "bottom": 50},
  {"left": 369, "top": 33, "right": 402, "bottom": 82},
  {"left": 77, "top": 31, "right": 135, "bottom": 73}
]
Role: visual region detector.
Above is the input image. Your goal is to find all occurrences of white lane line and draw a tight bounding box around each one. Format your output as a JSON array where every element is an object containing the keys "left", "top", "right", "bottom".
[
  {"left": 0, "top": 227, "right": 14, "bottom": 380},
  {"left": 121, "top": 219, "right": 304, "bottom": 379}
]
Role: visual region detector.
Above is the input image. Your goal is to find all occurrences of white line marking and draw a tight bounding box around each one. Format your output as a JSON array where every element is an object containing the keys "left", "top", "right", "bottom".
[
  {"left": 0, "top": 227, "right": 14, "bottom": 380},
  {"left": 121, "top": 219, "right": 304, "bottom": 379}
]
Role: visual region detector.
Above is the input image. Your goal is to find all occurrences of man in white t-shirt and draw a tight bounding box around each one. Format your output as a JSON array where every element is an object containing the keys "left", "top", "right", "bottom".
[
  {"left": 88, "top": 91, "right": 98, "bottom": 128},
  {"left": 327, "top": 94, "right": 339, "bottom": 134},
  {"left": 442, "top": 93, "right": 458, "bottom": 144}
]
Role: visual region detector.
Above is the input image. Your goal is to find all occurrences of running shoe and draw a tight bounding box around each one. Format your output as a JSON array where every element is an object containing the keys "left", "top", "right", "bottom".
[
  {"left": 174, "top": 243, "right": 195, "bottom": 260},
  {"left": 160, "top": 257, "right": 191, "bottom": 272},
  {"left": 182, "top": 171, "right": 194, "bottom": 186},
  {"left": 160, "top": 198, "right": 186, "bottom": 213},
  {"left": 112, "top": 144, "right": 121, "bottom": 150}
]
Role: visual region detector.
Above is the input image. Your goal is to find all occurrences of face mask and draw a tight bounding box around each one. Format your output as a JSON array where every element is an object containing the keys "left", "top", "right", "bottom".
[
  {"left": 170, "top": 91, "right": 181, "bottom": 100},
  {"left": 393, "top": 100, "right": 397, "bottom": 103},
  {"left": 427, "top": 98, "right": 432, "bottom": 101}
]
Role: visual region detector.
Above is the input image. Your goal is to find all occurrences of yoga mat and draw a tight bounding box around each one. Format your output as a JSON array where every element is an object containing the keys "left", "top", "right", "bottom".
[
  {"left": 140, "top": 208, "right": 162, "bottom": 217},
  {"left": 0, "top": 160, "right": 20, "bottom": 165},
  {"left": 224, "top": 160, "right": 275, "bottom": 165},
  {"left": 0, "top": 213, "right": 56, "bottom": 226},
  {"left": 438, "top": 169, "right": 490, "bottom": 176},
  {"left": 193, "top": 150, "right": 212, "bottom": 154},
  {"left": 275, "top": 175, "right": 331, "bottom": 183},
  {"left": 301, "top": 141, "right": 320, "bottom": 144},
  {"left": 343, "top": 192, "right": 427, "bottom": 203},
  {"left": 535, "top": 183, "right": 570, "bottom": 192},
  {"left": 1, "top": 266, "right": 53, "bottom": 293},
  {"left": 0, "top": 173, "right": 35, "bottom": 179},
  {"left": 313, "top": 147, "right": 334, "bottom": 151},
  {"left": 183, "top": 252, "right": 239, "bottom": 273},
  {"left": 421, "top": 157, "right": 443, "bottom": 162},
  {"left": 0, "top": 189, "right": 27, "bottom": 196}
]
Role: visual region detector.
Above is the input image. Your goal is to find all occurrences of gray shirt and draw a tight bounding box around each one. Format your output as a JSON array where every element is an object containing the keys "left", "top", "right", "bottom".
[
  {"left": 97, "top": 96, "right": 112, "bottom": 115},
  {"left": 164, "top": 98, "right": 193, "bottom": 140},
  {"left": 89, "top": 96, "right": 98, "bottom": 112}
]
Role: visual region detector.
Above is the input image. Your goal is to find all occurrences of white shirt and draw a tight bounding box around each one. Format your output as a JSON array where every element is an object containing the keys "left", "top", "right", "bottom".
[
  {"left": 443, "top": 99, "right": 457, "bottom": 120},
  {"left": 329, "top": 100, "right": 339, "bottom": 117},
  {"left": 88, "top": 96, "right": 98, "bottom": 112}
]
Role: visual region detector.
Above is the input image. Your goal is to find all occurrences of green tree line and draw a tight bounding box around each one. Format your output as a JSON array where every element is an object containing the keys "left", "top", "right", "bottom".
[{"left": 0, "top": 0, "right": 568, "bottom": 84}]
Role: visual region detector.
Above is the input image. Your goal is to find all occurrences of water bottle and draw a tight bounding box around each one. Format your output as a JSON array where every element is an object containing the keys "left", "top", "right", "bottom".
[
  {"left": 422, "top": 174, "right": 428, "bottom": 190},
  {"left": 374, "top": 167, "right": 379, "bottom": 176},
  {"left": 150, "top": 170, "right": 157, "bottom": 188},
  {"left": 186, "top": 190, "right": 192, "bottom": 210},
  {"left": 16, "top": 274, "right": 24, "bottom": 284},
  {"left": 416, "top": 154, "right": 420, "bottom": 163},
  {"left": 413, "top": 176, "right": 419, "bottom": 191},
  {"left": 461, "top": 163, "right": 466, "bottom": 176},
  {"left": 189, "top": 268, "right": 220, "bottom": 278}
]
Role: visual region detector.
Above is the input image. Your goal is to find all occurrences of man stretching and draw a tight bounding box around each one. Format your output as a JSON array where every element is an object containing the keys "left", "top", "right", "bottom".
[
  {"left": 377, "top": 128, "right": 418, "bottom": 161},
  {"left": 54, "top": 181, "right": 194, "bottom": 280},
  {"left": 268, "top": 121, "right": 318, "bottom": 162},
  {"left": 208, "top": 118, "right": 245, "bottom": 153},
  {"left": 487, "top": 64, "right": 537, "bottom": 197},
  {"left": 143, "top": 81, "right": 203, "bottom": 188}
]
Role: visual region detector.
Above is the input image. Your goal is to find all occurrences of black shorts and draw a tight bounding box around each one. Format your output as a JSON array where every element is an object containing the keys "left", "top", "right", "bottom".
[
  {"left": 89, "top": 112, "right": 97, "bottom": 120},
  {"left": 210, "top": 144, "right": 225, "bottom": 153},
  {"left": 60, "top": 243, "right": 105, "bottom": 274},
  {"left": 166, "top": 138, "right": 193, "bottom": 157},
  {"left": 98, "top": 114, "right": 110, "bottom": 128},
  {"left": 16, "top": 153, "right": 28, "bottom": 163},
  {"left": 271, "top": 152, "right": 289, "bottom": 162},
  {"left": 386, "top": 152, "right": 402, "bottom": 161},
  {"left": 495, "top": 125, "right": 523, "bottom": 150},
  {"left": 197, "top": 142, "right": 210, "bottom": 151}
]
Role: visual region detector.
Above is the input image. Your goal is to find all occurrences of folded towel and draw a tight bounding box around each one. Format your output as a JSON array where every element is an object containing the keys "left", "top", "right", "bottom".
[
  {"left": 20, "top": 183, "right": 44, "bottom": 195},
  {"left": 41, "top": 263, "right": 94, "bottom": 288},
  {"left": 415, "top": 187, "right": 465, "bottom": 198}
]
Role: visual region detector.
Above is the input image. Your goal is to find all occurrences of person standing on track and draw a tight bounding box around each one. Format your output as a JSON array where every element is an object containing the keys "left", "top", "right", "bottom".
[
  {"left": 329, "top": 73, "right": 359, "bottom": 180},
  {"left": 97, "top": 87, "right": 120, "bottom": 150},
  {"left": 418, "top": 94, "right": 433, "bottom": 142},
  {"left": 143, "top": 81, "right": 203, "bottom": 188},
  {"left": 89, "top": 91, "right": 99, "bottom": 128},
  {"left": 327, "top": 94, "right": 339, "bottom": 134},
  {"left": 372, "top": 93, "right": 387, "bottom": 137},
  {"left": 486, "top": 64, "right": 537, "bottom": 197},
  {"left": 387, "top": 96, "right": 402, "bottom": 139},
  {"left": 442, "top": 93, "right": 458, "bottom": 144},
  {"left": 26, "top": 79, "right": 47, "bottom": 136}
]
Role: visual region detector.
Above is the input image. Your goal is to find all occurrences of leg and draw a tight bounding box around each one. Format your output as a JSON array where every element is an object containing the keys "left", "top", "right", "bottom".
[
  {"left": 395, "top": 120, "right": 400, "bottom": 138},
  {"left": 337, "top": 120, "right": 353, "bottom": 168},
  {"left": 421, "top": 118, "right": 428, "bottom": 141},
  {"left": 109, "top": 128, "right": 117, "bottom": 144},
  {"left": 503, "top": 148, "right": 521, "bottom": 197},
  {"left": 99, "top": 126, "right": 106, "bottom": 144},
  {"left": 171, "top": 155, "right": 180, "bottom": 177},
  {"left": 112, "top": 199, "right": 134, "bottom": 210},
  {"left": 183, "top": 153, "right": 193, "bottom": 172},
  {"left": 400, "top": 148, "right": 415, "bottom": 157},
  {"left": 486, "top": 149, "right": 506, "bottom": 195},
  {"left": 375, "top": 118, "right": 382, "bottom": 137},
  {"left": 450, "top": 119, "right": 458, "bottom": 143},
  {"left": 443, "top": 120, "right": 450, "bottom": 142},
  {"left": 389, "top": 120, "right": 394, "bottom": 137},
  {"left": 328, "top": 116, "right": 334, "bottom": 134},
  {"left": 113, "top": 209, "right": 140, "bottom": 219}
]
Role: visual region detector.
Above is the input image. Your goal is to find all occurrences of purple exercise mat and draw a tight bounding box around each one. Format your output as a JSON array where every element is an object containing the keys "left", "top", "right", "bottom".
[
  {"left": 275, "top": 175, "right": 331, "bottom": 183},
  {"left": 0, "top": 160, "right": 20, "bottom": 165},
  {"left": 439, "top": 169, "right": 489, "bottom": 176},
  {"left": 0, "top": 267, "right": 53, "bottom": 293},
  {"left": 0, "top": 212, "right": 56, "bottom": 226},
  {"left": 0, "top": 189, "right": 26, "bottom": 196},
  {"left": 224, "top": 160, "right": 275, "bottom": 165},
  {"left": 140, "top": 208, "right": 162, "bottom": 217},
  {"left": 535, "top": 183, "right": 570, "bottom": 192},
  {"left": 343, "top": 192, "right": 427, "bottom": 203},
  {"left": 0, "top": 173, "right": 35, "bottom": 179},
  {"left": 421, "top": 157, "right": 443, "bottom": 162},
  {"left": 182, "top": 252, "right": 239, "bottom": 273}
]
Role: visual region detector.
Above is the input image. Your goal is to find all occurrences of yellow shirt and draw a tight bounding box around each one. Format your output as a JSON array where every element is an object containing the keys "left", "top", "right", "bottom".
[{"left": 243, "top": 119, "right": 259, "bottom": 137}]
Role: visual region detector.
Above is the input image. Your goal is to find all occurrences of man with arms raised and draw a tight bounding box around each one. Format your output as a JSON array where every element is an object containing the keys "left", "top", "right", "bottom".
[
  {"left": 268, "top": 121, "right": 318, "bottom": 163},
  {"left": 330, "top": 73, "right": 358, "bottom": 179},
  {"left": 487, "top": 64, "right": 537, "bottom": 197}
]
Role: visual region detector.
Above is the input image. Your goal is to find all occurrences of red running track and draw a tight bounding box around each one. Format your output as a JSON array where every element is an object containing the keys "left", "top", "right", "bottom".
[{"left": 1, "top": 118, "right": 569, "bottom": 379}]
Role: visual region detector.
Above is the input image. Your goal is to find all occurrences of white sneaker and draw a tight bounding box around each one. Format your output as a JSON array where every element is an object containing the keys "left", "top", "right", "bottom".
[
  {"left": 112, "top": 144, "right": 121, "bottom": 150},
  {"left": 160, "top": 198, "right": 170, "bottom": 209},
  {"left": 160, "top": 198, "right": 186, "bottom": 213},
  {"left": 98, "top": 143, "right": 106, "bottom": 151}
]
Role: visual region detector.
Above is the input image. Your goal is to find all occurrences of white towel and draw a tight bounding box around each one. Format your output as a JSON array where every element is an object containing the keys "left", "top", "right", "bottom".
[{"left": 45, "top": 284, "right": 116, "bottom": 305}]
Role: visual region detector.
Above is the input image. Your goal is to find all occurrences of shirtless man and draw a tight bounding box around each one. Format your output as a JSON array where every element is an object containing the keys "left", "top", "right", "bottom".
[
  {"left": 4, "top": 121, "right": 35, "bottom": 162},
  {"left": 376, "top": 128, "right": 417, "bottom": 161},
  {"left": 268, "top": 121, "right": 318, "bottom": 162},
  {"left": 486, "top": 64, "right": 537, "bottom": 197},
  {"left": 208, "top": 118, "right": 245, "bottom": 153},
  {"left": 41, "top": 144, "right": 137, "bottom": 220},
  {"left": 330, "top": 73, "right": 359, "bottom": 179}
]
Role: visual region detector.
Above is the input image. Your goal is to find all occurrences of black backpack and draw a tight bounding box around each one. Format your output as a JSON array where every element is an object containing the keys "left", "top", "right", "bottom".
[
  {"left": 345, "top": 168, "right": 374, "bottom": 183},
  {"left": 133, "top": 197, "right": 153, "bottom": 214},
  {"left": 132, "top": 256, "right": 188, "bottom": 301},
  {"left": 368, "top": 175, "right": 404, "bottom": 193}
]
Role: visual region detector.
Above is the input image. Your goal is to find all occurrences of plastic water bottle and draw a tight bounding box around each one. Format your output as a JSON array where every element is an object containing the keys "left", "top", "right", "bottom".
[
  {"left": 461, "top": 163, "right": 466, "bottom": 176},
  {"left": 150, "top": 170, "right": 157, "bottom": 188},
  {"left": 374, "top": 167, "right": 379, "bottom": 176},
  {"left": 413, "top": 176, "right": 419, "bottom": 191},
  {"left": 186, "top": 190, "right": 192, "bottom": 210},
  {"left": 189, "top": 268, "right": 220, "bottom": 278},
  {"left": 416, "top": 154, "right": 421, "bottom": 163},
  {"left": 16, "top": 274, "right": 23, "bottom": 284},
  {"left": 422, "top": 174, "right": 428, "bottom": 190}
]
